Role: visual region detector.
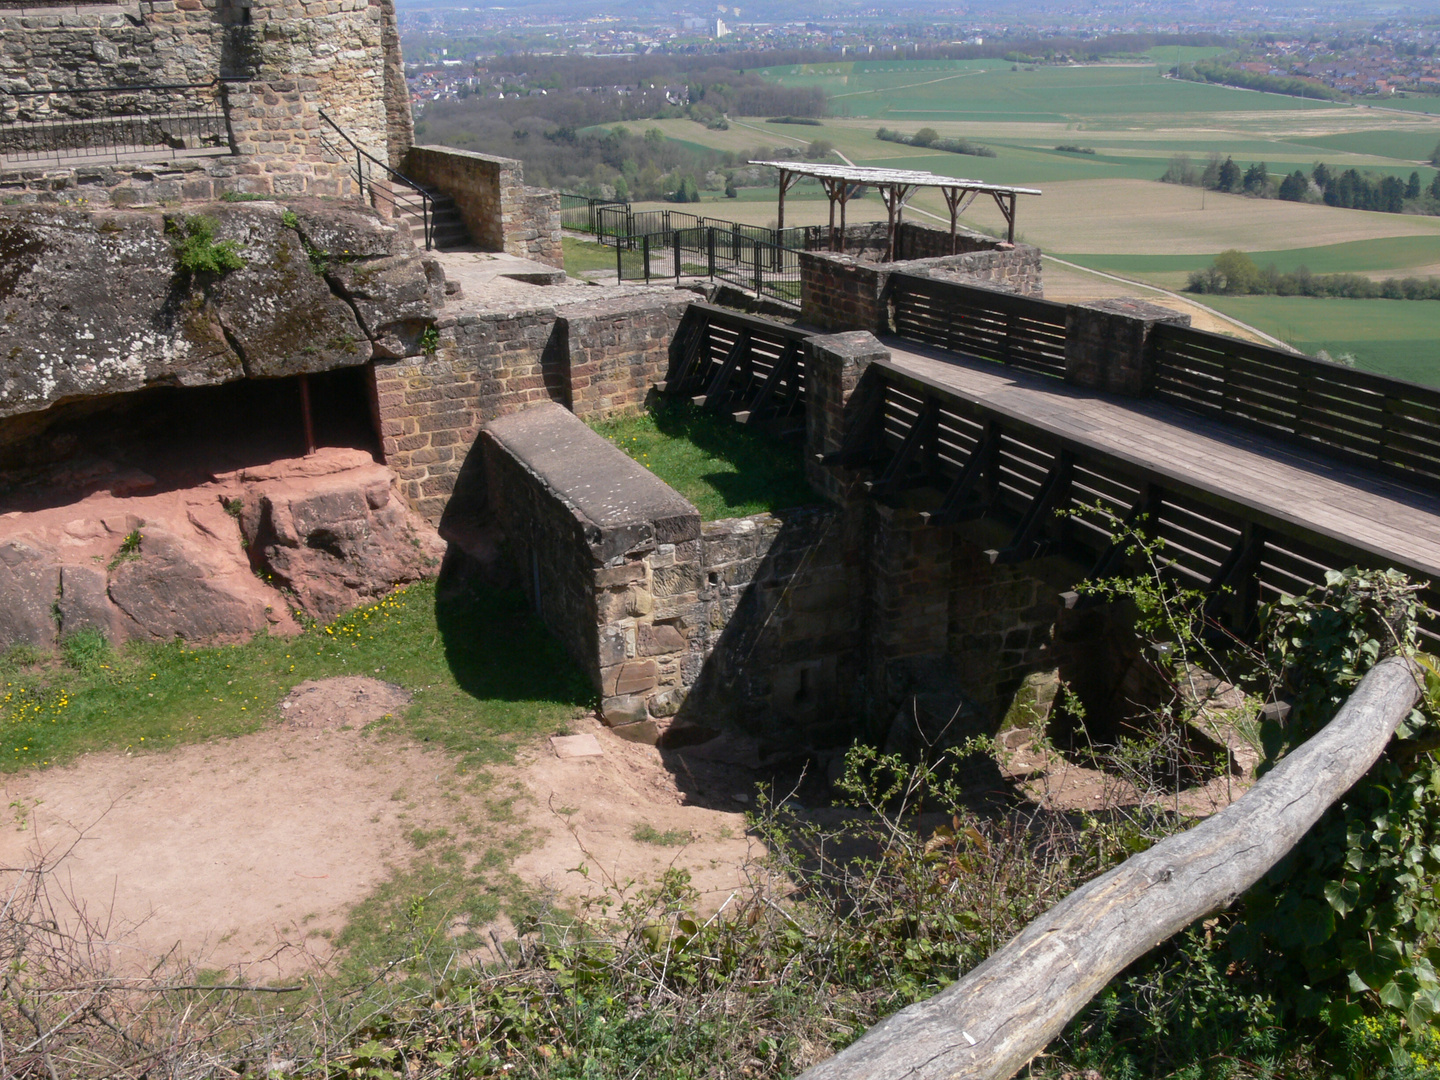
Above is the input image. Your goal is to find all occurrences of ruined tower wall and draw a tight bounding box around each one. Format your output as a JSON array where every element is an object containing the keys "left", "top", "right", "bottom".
[{"left": 0, "top": 0, "right": 412, "bottom": 195}]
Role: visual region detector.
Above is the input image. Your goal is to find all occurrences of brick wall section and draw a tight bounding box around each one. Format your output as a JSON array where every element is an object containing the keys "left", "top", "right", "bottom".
[
  {"left": 1065, "top": 297, "right": 1191, "bottom": 396},
  {"left": 374, "top": 290, "right": 694, "bottom": 522},
  {"left": 374, "top": 303, "right": 565, "bottom": 521},
  {"left": 799, "top": 244, "right": 1042, "bottom": 333},
  {"left": 896, "top": 221, "right": 1021, "bottom": 261},
  {"left": 559, "top": 293, "right": 690, "bottom": 421},
  {"left": 402, "top": 146, "right": 563, "bottom": 267}
]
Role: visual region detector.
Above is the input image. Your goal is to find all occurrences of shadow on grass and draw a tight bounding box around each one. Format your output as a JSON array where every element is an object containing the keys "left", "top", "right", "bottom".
[
  {"left": 644, "top": 398, "right": 817, "bottom": 515},
  {"left": 433, "top": 567, "right": 594, "bottom": 712}
]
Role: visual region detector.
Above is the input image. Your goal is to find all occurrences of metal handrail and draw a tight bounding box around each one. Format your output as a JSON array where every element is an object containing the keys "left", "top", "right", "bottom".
[
  {"left": 4, "top": 81, "right": 220, "bottom": 96},
  {"left": 316, "top": 109, "right": 435, "bottom": 249},
  {"left": 0, "top": 81, "right": 229, "bottom": 165}
]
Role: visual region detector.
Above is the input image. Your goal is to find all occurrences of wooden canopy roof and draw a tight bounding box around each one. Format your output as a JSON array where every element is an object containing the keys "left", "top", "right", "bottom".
[{"left": 749, "top": 159, "right": 1042, "bottom": 259}]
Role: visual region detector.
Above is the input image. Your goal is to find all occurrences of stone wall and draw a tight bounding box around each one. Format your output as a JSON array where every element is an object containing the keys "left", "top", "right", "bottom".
[
  {"left": 479, "top": 403, "right": 703, "bottom": 728},
  {"left": 475, "top": 402, "right": 866, "bottom": 745},
  {"left": 402, "top": 146, "right": 563, "bottom": 266},
  {"left": 0, "top": 155, "right": 275, "bottom": 206},
  {"left": 0, "top": 0, "right": 409, "bottom": 195},
  {"left": 799, "top": 242, "right": 1042, "bottom": 334},
  {"left": 470, "top": 378, "right": 1069, "bottom": 749},
  {"left": 1064, "top": 297, "right": 1191, "bottom": 396},
  {"left": 560, "top": 293, "right": 690, "bottom": 421},
  {"left": 374, "top": 290, "right": 691, "bottom": 521},
  {"left": 374, "top": 303, "right": 564, "bottom": 521}
]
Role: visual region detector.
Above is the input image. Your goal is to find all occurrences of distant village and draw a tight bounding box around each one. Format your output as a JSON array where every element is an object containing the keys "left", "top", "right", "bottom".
[{"left": 401, "top": 7, "right": 1440, "bottom": 110}]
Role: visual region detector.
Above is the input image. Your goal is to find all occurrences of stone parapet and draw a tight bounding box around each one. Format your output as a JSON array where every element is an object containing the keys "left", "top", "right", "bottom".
[
  {"left": 474, "top": 401, "right": 865, "bottom": 743},
  {"left": 804, "top": 331, "right": 890, "bottom": 504},
  {"left": 799, "top": 242, "right": 1042, "bottom": 333},
  {"left": 1064, "top": 297, "right": 1191, "bottom": 396},
  {"left": 403, "top": 146, "right": 562, "bottom": 267}
]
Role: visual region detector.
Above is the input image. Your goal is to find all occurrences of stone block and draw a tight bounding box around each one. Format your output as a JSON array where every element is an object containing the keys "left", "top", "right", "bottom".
[{"left": 638, "top": 622, "right": 686, "bottom": 656}]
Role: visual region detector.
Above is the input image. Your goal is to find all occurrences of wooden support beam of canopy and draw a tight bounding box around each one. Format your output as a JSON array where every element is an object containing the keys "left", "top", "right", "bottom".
[{"left": 749, "top": 160, "right": 1041, "bottom": 261}]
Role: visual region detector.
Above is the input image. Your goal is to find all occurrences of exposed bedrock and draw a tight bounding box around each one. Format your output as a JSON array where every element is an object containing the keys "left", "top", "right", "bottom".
[
  {"left": 0, "top": 449, "right": 444, "bottom": 651},
  {"left": 0, "top": 201, "right": 444, "bottom": 421}
]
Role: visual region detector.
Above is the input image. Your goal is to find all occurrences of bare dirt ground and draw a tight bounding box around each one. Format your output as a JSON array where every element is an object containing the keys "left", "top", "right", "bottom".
[
  {"left": 0, "top": 682, "right": 759, "bottom": 981},
  {"left": 0, "top": 677, "right": 1254, "bottom": 982}
]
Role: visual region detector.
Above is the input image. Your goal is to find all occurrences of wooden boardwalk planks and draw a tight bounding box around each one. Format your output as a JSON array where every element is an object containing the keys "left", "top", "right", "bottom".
[{"left": 882, "top": 338, "right": 1440, "bottom": 583}]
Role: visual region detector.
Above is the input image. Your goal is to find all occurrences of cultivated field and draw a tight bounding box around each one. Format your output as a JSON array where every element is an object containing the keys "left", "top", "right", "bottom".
[{"left": 636, "top": 60, "right": 1440, "bottom": 381}]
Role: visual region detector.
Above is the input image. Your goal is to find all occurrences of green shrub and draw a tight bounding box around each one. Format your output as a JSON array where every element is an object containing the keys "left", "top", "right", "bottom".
[{"left": 169, "top": 215, "right": 245, "bottom": 276}]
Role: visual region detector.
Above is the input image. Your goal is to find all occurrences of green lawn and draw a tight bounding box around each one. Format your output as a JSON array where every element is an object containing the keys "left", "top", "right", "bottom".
[
  {"left": 563, "top": 235, "right": 651, "bottom": 278},
  {"left": 592, "top": 399, "right": 817, "bottom": 519},
  {"left": 0, "top": 580, "right": 591, "bottom": 773}
]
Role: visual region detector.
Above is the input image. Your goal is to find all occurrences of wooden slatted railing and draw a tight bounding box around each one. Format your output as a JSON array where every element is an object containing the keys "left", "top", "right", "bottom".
[
  {"left": 838, "top": 360, "right": 1440, "bottom": 641},
  {"left": 1149, "top": 323, "right": 1440, "bottom": 490},
  {"left": 664, "top": 303, "right": 815, "bottom": 423},
  {"left": 889, "top": 272, "right": 1068, "bottom": 380}
]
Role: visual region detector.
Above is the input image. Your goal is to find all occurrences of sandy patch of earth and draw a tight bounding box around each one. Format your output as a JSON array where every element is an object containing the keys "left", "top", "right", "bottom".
[{"left": 0, "top": 680, "right": 756, "bottom": 981}]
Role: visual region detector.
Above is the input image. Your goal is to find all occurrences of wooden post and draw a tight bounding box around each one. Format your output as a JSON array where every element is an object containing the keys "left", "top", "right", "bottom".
[
  {"left": 298, "top": 373, "right": 316, "bottom": 456},
  {"left": 777, "top": 167, "right": 789, "bottom": 232},
  {"left": 799, "top": 656, "right": 1425, "bottom": 1080}
]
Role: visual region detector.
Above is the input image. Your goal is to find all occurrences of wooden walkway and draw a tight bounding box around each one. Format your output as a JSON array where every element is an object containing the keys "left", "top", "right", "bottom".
[{"left": 881, "top": 337, "right": 1440, "bottom": 583}]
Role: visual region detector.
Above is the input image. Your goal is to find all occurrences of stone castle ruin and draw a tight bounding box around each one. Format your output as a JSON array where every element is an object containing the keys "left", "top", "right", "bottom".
[{"left": 0, "top": 1, "right": 1115, "bottom": 760}]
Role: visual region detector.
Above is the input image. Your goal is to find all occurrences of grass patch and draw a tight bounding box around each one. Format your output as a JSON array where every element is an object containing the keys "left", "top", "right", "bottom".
[
  {"left": 562, "top": 236, "right": 646, "bottom": 278},
  {"left": 0, "top": 579, "right": 592, "bottom": 773},
  {"left": 591, "top": 399, "right": 817, "bottom": 519},
  {"left": 631, "top": 822, "right": 694, "bottom": 846}
]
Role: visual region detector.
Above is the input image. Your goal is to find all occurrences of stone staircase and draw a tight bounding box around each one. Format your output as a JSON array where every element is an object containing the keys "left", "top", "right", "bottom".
[{"left": 392, "top": 185, "right": 470, "bottom": 250}]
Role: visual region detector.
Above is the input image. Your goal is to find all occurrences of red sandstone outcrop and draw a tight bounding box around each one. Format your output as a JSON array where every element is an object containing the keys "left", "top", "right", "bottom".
[{"left": 0, "top": 448, "right": 442, "bottom": 650}]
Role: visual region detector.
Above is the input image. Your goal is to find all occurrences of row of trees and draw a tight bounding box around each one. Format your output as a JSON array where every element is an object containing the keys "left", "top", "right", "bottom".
[
  {"left": 1160, "top": 153, "right": 1274, "bottom": 194},
  {"left": 1159, "top": 153, "right": 1440, "bottom": 215},
  {"left": 1187, "top": 249, "right": 1440, "bottom": 299},
  {"left": 874, "top": 126, "right": 997, "bottom": 158},
  {"left": 1168, "top": 59, "right": 1349, "bottom": 102}
]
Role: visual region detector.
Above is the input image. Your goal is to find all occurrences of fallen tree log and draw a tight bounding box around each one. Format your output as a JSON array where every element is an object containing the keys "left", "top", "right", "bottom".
[{"left": 799, "top": 655, "right": 1424, "bottom": 1080}]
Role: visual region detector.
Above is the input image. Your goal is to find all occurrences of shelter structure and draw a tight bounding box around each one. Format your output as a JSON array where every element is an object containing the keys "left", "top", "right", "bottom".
[{"left": 750, "top": 160, "right": 1041, "bottom": 260}]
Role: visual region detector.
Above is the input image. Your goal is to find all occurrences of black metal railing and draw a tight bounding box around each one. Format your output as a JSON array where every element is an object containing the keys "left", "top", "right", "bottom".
[
  {"left": 559, "top": 193, "right": 625, "bottom": 233},
  {"left": 0, "top": 83, "right": 229, "bottom": 165},
  {"left": 591, "top": 203, "right": 817, "bottom": 253},
  {"left": 611, "top": 224, "right": 809, "bottom": 306},
  {"left": 317, "top": 110, "right": 435, "bottom": 251}
]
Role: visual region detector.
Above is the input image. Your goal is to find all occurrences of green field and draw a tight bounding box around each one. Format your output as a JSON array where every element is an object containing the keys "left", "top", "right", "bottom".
[
  {"left": 631, "top": 60, "right": 1440, "bottom": 383},
  {"left": 1065, "top": 236, "right": 1440, "bottom": 279},
  {"left": 1197, "top": 295, "right": 1440, "bottom": 384},
  {"left": 770, "top": 63, "right": 1352, "bottom": 123}
]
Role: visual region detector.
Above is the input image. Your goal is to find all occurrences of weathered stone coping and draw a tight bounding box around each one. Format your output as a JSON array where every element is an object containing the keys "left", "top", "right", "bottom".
[{"left": 482, "top": 402, "right": 700, "bottom": 563}]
